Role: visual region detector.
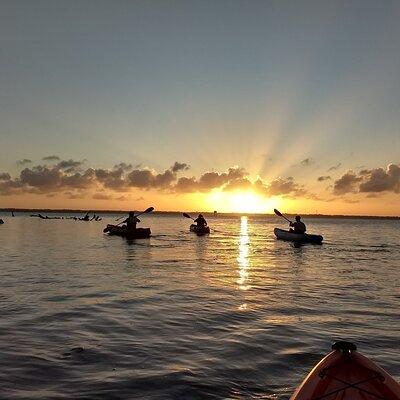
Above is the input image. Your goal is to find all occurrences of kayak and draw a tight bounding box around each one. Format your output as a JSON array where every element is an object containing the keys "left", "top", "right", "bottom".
[
  {"left": 190, "top": 224, "right": 210, "bottom": 235},
  {"left": 291, "top": 341, "right": 400, "bottom": 400},
  {"left": 274, "top": 228, "right": 323, "bottom": 244},
  {"left": 104, "top": 224, "right": 151, "bottom": 239}
]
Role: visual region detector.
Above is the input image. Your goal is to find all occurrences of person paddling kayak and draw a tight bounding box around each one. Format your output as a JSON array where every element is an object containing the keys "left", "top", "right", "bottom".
[
  {"left": 123, "top": 211, "right": 141, "bottom": 231},
  {"left": 289, "top": 215, "right": 306, "bottom": 234},
  {"left": 194, "top": 214, "right": 207, "bottom": 228}
]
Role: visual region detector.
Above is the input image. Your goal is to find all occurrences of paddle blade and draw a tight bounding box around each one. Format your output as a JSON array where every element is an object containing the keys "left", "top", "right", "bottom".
[
  {"left": 183, "top": 213, "right": 192, "bottom": 219},
  {"left": 143, "top": 207, "right": 154, "bottom": 213},
  {"left": 274, "top": 208, "right": 283, "bottom": 217}
]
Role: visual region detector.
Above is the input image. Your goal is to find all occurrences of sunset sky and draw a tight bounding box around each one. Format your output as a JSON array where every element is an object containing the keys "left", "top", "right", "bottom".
[{"left": 0, "top": 0, "right": 399, "bottom": 215}]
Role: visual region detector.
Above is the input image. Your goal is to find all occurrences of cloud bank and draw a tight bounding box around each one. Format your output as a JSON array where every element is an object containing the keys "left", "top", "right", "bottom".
[{"left": 1, "top": 158, "right": 399, "bottom": 203}]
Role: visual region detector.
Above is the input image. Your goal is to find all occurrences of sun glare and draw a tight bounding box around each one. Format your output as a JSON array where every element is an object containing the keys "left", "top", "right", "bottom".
[{"left": 207, "top": 190, "right": 276, "bottom": 214}]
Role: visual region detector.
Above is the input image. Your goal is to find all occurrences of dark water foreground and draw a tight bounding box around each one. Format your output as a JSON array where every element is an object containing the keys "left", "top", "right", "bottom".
[{"left": 0, "top": 214, "right": 399, "bottom": 399}]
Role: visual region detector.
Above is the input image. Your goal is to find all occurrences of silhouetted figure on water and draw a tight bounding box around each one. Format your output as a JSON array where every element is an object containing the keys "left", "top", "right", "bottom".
[
  {"left": 289, "top": 215, "right": 306, "bottom": 234},
  {"left": 80, "top": 212, "right": 90, "bottom": 221},
  {"left": 123, "top": 211, "right": 140, "bottom": 231},
  {"left": 194, "top": 214, "right": 207, "bottom": 228}
]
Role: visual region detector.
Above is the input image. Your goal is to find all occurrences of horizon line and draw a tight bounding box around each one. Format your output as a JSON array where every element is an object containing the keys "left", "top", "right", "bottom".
[{"left": 0, "top": 208, "right": 398, "bottom": 220}]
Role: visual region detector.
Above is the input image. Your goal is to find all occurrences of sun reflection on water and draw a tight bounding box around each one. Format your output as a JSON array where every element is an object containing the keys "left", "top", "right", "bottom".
[{"left": 237, "top": 216, "right": 250, "bottom": 291}]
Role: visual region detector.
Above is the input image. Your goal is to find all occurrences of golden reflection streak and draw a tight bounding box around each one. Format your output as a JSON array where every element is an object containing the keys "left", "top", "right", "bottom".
[{"left": 237, "top": 216, "right": 250, "bottom": 291}]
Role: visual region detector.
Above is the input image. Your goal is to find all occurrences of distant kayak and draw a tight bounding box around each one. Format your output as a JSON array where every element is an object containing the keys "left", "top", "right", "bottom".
[
  {"left": 291, "top": 341, "right": 400, "bottom": 400},
  {"left": 190, "top": 224, "right": 210, "bottom": 235},
  {"left": 274, "top": 228, "right": 323, "bottom": 244},
  {"left": 103, "top": 224, "right": 151, "bottom": 239}
]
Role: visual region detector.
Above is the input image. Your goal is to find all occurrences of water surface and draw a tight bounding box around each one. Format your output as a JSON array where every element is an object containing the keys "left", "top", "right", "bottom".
[{"left": 0, "top": 213, "right": 399, "bottom": 399}]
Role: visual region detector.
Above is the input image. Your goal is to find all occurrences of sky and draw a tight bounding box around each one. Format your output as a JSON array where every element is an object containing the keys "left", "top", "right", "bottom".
[{"left": 0, "top": 0, "right": 399, "bottom": 215}]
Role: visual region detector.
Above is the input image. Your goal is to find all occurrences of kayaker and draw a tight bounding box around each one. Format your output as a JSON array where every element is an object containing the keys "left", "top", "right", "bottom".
[
  {"left": 194, "top": 214, "right": 207, "bottom": 228},
  {"left": 289, "top": 215, "right": 306, "bottom": 234},
  {"left": 123, "top": 211, "right": 141, "bottom": 231}
]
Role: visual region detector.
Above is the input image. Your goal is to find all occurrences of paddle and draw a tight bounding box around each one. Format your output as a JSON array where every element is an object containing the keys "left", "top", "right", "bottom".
[
  {"left": 274, "top": 208, "right": 292, "bottom": 223},
  {"left": 183, "top": 212, "right": 195, "bottom": 221}
]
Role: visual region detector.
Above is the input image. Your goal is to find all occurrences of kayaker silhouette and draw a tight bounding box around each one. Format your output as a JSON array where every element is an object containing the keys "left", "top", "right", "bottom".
[
  {"left": 194, "top": 214, "right": 207, "bottom": 228},
  {"left": 123, "top": 211, "right": 141, "bottom": 231},
  {"left": 289, "top": 215, "right": 306, "bottom": 234}
]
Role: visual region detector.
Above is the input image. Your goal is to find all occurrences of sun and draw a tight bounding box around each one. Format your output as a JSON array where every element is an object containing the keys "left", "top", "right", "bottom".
[{"left": 207, "top": 190, "right": 276, "bottom": 213}]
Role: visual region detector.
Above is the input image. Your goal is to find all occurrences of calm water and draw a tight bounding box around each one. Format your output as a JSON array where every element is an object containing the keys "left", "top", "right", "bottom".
[{"left": 0, "top": 213, "right": 399, "bottom": 399}]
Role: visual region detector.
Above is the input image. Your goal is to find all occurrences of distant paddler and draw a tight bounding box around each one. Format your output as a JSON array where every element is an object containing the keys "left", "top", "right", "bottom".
[
  {"left": 0, "top": 218, "right": 4, "bottom": 224},
  {"left": 103, "top": 207, "right": 154, "bottom": 234},
  {"left": 273, "top": 208, "right": 322, "bottom": 244},
  {"left": 183, "top": 212, "right": 210, "bottom": 235},
  {"left": 123, "top": 211, "right": 141, "bottom": 231}
]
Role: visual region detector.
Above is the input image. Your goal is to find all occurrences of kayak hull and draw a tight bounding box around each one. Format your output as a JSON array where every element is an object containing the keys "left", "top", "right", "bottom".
[
  {"left": 104, "top": 225, "right": 151, "bottom": 239},
  {"left": 291, "top": 342, "right": 400, "bottom": 400},
  {"left": 190, "top": 224, "right": 210, "bottom": 235},
  {"left": 274, "top": 228, "right": 323, "bottom": 244}
]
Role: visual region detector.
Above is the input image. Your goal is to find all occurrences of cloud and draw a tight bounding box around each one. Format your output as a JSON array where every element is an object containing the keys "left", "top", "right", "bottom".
[
  {"left": 174, "top": 176, "right": 198, "bottom": 192},
  {"left": 171, "top": 162, "right": 190, "bottom": 173},
  {"left": 333, "top": 170, "right": 362, "bottom": 195},
  {"left": 64, "top": 191, "right": 85, "bottom": 199},
  {"left": 0, "top": 179, "right": 23, "bottom": 195},
  {"left": 20, "top": 166, "right": 62, "bottom": 189},
  {"left": 56, "top": 159, "right": 84, "bottom": 170},
  {"left": 300, "top": 158, "right": 314, "bottom": 167},
  {"left": 317, "top": 176, "right": 331, "bottom": 182},
  {"left": 42, "top": 155, "right": 60, "bottom": 161},
  {"left": 0, "top": 173, "right": 11, "bottom": 181},
  {"left": 17, "top": 159, "right": 32, "bottom": 166},
  {"left": 327, "top": 163, "right": 342, "bottom": 172},
  {"left": 359, "top": 164, "right": 400, "bottom": 193},
  {"left": 332, "top": 163, "right": 400, "bottom": 195},
  {"left": 173, "top": 167, "right": 248, "bottom": 192},
  {"left": 127, "top": 162, "right": 191, "bottom": 190},
  {"left": 93, "top": 192, "right": 113, "bottom": 200},
  {"left": 265, "top": 177, "right": 300, "bottom": 196},
  {"left": 113, "top": 162, "right": 132, "bottom": 171},
  {"left": 9, "top": 158, "right": 398, "bottom": 203}
]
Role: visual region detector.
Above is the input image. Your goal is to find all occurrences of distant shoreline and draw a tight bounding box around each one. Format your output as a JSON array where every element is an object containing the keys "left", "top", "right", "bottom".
[{"left": 0, "top": 208, "right": 398, "bottom": 220}]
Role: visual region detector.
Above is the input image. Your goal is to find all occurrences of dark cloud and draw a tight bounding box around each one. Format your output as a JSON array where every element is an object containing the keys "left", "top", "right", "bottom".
[
  {"left": 56, "top": 159, "right": 84, "bottom": 170},
  {"left": 300, "top": 158, "right": 314, "bottom": 167},
  {"left": 17, "top": 159, "right": 32, "bottom": 166},
  {"left": 20, "top": 166, "right": 62, "bottom": 189},
  {"left": 43, "top": 155, "right": 60, "bottom": 161},
  {"left": 127, "top": 163, "right": 191, "bottom": 190},
  {"left": 62, "top": 169, "right": 96, "bottom": 189},
  {"left": 113, "top": 162, "right": 132, "bottom": 171},
  {"left": 0, "top": 179, "right": 23, "bottom": 195},
  {"left": 332, "top": 163, "right": 400, "bottom": 195},
  {"left": 317, "top": 176, "right": 331, "bottom": 182},
  {"left": 265, "top": 177, "right": 299, "bottom": 196},
  {"left": 127, "top": 167, "right": 177, "bottom": 189},
  {"left": 95, "top": 167, "right": 126, "bottom": 190},
  {"left": 359, "top": 164, "right": 400, "bottom": 193},
  {"left": 333, "top": 170, "right": 363, "bottom": 195},
  {"left": 327, "top": 163, "right": 342, "bottom": 172},
  {"left": 174, "top": 176, "right": 198, "bottom": 192},
  {"left": 171, "top": 162, "right": 190, "bottom": 173},
  {"left": 0, "top": 173, "right": 11, "bottom": 181}
]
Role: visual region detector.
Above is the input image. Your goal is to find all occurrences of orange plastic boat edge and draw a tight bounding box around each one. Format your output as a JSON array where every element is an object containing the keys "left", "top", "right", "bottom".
[{"left": 290, "top": 342, "right": 400, "bottom": 400}]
